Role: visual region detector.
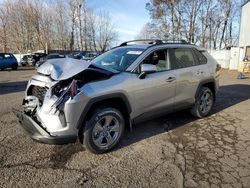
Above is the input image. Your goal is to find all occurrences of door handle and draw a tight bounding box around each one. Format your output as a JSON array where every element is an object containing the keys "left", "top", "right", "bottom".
[{"left": 166, "top": 77, "right": 176, "bottom": 82}]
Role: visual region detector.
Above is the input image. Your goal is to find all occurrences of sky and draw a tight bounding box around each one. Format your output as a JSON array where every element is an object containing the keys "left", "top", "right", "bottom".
[
  {"left": 0, "top": 0, "right": 151, "bottom": 44},
  {"left": 86, "top": 0, "right": 151, "bottom": 44}
]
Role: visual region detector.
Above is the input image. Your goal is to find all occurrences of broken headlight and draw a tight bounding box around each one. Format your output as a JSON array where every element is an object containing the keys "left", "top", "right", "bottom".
[{"left": 51, "top": 80, "right": 79, "bottom": 110}]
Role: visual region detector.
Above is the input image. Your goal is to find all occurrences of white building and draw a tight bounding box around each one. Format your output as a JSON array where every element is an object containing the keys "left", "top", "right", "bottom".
[
  {"left": 232, "top": 0, "right": 250, "bottom": 72},
  {"left": 211, "top": 1, "right": 250, "bottom": 71},
  {"left": 239, "top": 0, "right": 250, "bottom": 59}
]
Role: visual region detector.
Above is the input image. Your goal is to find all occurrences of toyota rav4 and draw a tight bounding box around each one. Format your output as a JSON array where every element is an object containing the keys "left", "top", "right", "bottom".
[{"left": 14, "top": 40, "right": 220, "bottom": 154}]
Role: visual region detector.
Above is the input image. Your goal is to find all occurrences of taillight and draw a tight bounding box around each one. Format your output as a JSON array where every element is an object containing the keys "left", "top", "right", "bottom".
[{"left": 71, "top": 79, "right": 78, "bottom": 98}]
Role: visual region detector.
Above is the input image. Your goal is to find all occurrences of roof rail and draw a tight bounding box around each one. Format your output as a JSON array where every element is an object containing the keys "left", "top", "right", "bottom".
[
  {"left": 154, "top": 40, "right": 189, "bottom": 44},
  {"left": 119, "top": 39, "right": 162, "bottom": 46},
  {"left": 119, "top": 39, "right": 189, "bottom": 47}
]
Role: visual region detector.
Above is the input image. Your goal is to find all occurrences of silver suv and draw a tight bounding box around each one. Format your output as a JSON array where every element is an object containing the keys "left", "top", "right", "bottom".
[{"left": 15, "top": 40, "right": 220, "bottom": 153}]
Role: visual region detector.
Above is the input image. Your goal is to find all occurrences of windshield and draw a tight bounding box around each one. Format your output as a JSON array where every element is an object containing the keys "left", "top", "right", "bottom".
[{"left": 91, "top": 47, "right": 144, "bottom": 72}]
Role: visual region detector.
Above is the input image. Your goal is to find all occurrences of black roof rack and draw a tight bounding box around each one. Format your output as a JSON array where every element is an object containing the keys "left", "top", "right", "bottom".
[
  {"left": 119, "top": 39, "right": 189, "bottom": 47},
  {"left": 119, "top": 39, "right": 162, "bottom": 46}
]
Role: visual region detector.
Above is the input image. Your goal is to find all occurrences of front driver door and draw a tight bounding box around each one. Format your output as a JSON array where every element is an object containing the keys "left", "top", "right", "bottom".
[{"left": 131, "top": 49, "right": 176, "bottom": 120}]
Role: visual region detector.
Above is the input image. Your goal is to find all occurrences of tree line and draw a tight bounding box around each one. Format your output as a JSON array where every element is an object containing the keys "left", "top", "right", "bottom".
[
  {"left": 0, "top": 0, "right": 118, "bottom": 54},
  {"left": 137, "top": 0, "right": 242, "bottom": 49}
]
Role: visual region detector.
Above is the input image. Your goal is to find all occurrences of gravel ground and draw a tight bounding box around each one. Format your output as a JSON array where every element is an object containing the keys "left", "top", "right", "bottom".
[{"left": 0, "top": 67, "right": 250, "bottom": 188}]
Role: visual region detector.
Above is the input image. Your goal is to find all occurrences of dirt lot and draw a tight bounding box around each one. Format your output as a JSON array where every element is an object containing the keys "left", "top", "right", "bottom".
[{"left": 0, "top": 67, "right": 250, "bottom": 188}]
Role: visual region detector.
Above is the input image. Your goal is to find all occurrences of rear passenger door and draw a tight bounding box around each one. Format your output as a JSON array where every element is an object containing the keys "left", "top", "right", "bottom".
[{"left": 168, "top": 48, "right": 207, "bottom": 109}]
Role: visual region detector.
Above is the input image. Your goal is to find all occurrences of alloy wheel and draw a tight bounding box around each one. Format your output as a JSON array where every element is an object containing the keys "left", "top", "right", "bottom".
[
  {"left": 92, "top": 115, "right": 121, "bottom": 149},
  {"left": 199, "top": 91, "right": 213, "bottom": 114}
]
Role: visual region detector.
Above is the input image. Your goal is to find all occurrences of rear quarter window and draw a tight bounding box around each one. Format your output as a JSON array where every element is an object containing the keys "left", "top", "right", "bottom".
[{"left": 192, "top": 48, "right": 207, "bottom": 65}]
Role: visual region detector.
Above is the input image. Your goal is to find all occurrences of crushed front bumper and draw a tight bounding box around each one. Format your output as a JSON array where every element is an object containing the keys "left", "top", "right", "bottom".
[{"left": 13, "top": 108, "right": 77, "bottom": 145}]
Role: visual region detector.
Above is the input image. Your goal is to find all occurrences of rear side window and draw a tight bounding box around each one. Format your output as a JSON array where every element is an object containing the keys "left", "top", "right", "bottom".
[
  {"left": 193, "top": 49, "right": 207, "bottom": 65},
  {"left": 169, "top": 48, "right": 207, "bottom": 69},
  {"left": 170, "top": 48, "right": 197, "bottom": 69}
]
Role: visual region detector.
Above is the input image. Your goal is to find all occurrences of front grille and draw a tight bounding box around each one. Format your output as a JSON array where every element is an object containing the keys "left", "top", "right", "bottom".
[{"left": 28, "top": 85, "right": 48, "bottom": 103}]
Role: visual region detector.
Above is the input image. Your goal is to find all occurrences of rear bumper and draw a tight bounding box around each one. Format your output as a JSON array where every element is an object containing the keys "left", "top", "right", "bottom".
[{"left": 14, "top": 109, "right": 77, "bottom": 145}]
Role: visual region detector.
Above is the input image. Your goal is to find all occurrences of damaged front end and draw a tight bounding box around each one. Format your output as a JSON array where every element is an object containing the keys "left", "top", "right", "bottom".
[{"left": 14, "top": 58, "right": 114, "bottom": 145}]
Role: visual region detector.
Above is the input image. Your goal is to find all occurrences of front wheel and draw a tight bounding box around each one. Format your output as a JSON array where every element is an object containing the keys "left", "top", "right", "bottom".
[
  {"left": 191, "top": 87, "right": 214, "bottom": 118},
  {"left": 83, "top": 107, "right": 125, "bottom": 154}
]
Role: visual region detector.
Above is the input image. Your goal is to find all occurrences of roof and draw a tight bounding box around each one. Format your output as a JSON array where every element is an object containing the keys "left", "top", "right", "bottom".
[{"left": 242, "top": 0, "right": 250, "bottom": 7}]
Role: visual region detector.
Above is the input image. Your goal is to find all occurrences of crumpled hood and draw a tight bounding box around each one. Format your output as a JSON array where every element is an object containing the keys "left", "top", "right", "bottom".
[{"left": 37, "top": 58, "right": 91, "bottom": 80}]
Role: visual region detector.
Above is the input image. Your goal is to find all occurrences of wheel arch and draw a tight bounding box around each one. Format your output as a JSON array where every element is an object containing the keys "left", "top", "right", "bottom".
[
  {"left": 77, "top": 93, "right": 132, "bottom": 135},
  {"left": 195, "top": 79, "right": 216, "bottom": 101}
]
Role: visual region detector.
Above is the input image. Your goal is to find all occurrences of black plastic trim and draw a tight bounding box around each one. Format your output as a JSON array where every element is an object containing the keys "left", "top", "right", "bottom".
[
  {"left": 14, "top": 109, "right": 77, "bottom": 145},
  {"left": 76, "top": 93, "right": 132, "bottom": 129},
  {"left": 195, "top": 79, "right": 217, "bottom": 99}
]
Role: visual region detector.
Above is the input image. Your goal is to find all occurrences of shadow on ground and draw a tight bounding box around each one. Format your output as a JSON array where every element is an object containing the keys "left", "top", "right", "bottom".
[
  {"left": 114, "top": 84, "right": 250, "bottom": 151},
  {"left": 0, "top": 81, "right": 28, "bottom": 95},
  {"left": 2, "top": 84, "right": 250, "bottom": 170},
  {"left": 48, "top": 83, "right": 250, "bottom": 169},
  {"left": 0, "top": 67, "right": 35, "bottom": 72}
]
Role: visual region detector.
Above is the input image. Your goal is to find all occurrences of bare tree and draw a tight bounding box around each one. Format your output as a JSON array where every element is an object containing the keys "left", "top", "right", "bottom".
[
  {"left": 0, "top": 5, "right": 8, "bottom": 52},
  {"left": 0, "top": 0, "right": 118, "bottom": 53},
  {"left": 144, "top": 0, "right": 240, "bottom": 49},
  {"left": 96, "top": 11, "right": 118, "bottom": 52},
  {"left": 219, "top": 0, "right": 232, "bottom": 49}
]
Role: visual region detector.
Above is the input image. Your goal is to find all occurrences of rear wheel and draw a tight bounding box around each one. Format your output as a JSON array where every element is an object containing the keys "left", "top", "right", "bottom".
[
  {"left": 83, "top": 107, "right": 125, "bottom": 154},
  {"left": 191, "top": 87, "right": 214, "bottom": 118}
]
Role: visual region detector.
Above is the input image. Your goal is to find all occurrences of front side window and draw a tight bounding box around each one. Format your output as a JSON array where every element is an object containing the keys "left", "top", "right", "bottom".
[
  {"left": 91, "top": 47, "right": 144, "bottom": 72},
  {"left": 140, "top": 49, "right": 170, "bottom": 72}
]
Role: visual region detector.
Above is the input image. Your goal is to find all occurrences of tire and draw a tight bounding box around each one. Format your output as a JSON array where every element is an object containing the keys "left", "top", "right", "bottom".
[
  {"left": 12, "top": 64, "right": 18, "bottom": 70},
  {"left": 191, "top": 87, "right": 214, "bottom": 118},
  {"left": 83, "top": 107, "right": 125, "bottom": 154}
]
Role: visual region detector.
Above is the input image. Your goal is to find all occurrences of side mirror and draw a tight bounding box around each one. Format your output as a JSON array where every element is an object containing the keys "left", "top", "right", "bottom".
[{"left": 139, "top": 64, "right": 157, "bottom": 79}]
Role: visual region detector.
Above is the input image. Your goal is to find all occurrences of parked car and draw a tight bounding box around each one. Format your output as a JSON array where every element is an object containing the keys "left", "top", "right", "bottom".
[
  {"left": 82, "top": 52, "right": 98, "bottom": 61},
  {"left": 20, "top": 54, "right": 32, "bottom": 66},
  {"left": 68, "top": 51, "right": 98, "bottom": 61},
  {"left": 0, "top": 52, "right": 18, "bottom": 70},
  {"left": 68, "top": 52, "right": 85, "bottom": 60},
  {"left": 35, "top": 53, "right": 65, "bottom": 67},
  {"left": 15, "top": 39, "right": 220, "bottom": 154},
  {"left": 31, "top": 53, "right": 47, "bottom": 66}
]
